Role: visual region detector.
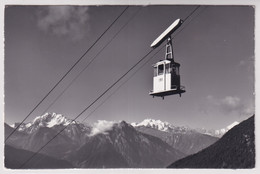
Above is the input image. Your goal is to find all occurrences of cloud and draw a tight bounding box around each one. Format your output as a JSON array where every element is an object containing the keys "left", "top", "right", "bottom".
[
  {"left": 37, "top": 6, "right": 90, "bottom": 41},
  {"left": 201, "top": 95, "right": 254, "bottom": 116},
  {"left": 219, "top": 96, "right": 242, "bottom": 113},
  {"left": 89, "top": 120, "right": 116, "bottom": 136}
]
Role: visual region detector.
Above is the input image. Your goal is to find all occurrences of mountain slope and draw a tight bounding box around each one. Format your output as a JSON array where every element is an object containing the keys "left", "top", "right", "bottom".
[
  {"left": 133, "top": 119, "right": 218, "bottom": 155},
  {"left": 68, "top": 121, "right": 185, "bottom": 168},
  {"left": 5, "top": 113, "right": 91, "bottom": 158},
  {"left": 5, "top": 145, "right": 73, "bottom": 169},
  {"left": 5, "top": 123, "right": 29, "bottom": 149},
  {"left": 167, "top": 116, "right": 255, "bottom": 168},
  {"left": 69, "top": 134, "right": 129, "bottom": 168},
  {"left": 22, "top": 126, "right": 76, "bottom": 158}
]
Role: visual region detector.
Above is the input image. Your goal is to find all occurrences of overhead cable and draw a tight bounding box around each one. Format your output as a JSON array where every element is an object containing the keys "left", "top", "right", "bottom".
[
  {"left": 5, "top": 6, "right": 130, "bottom": 142},
  {"left": 19, "top": 5, "right": 204, "bottom": 168}
]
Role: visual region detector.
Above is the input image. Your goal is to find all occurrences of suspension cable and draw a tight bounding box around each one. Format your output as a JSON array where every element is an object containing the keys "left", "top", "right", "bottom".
[
  {"left": 81, "top": 6, "right": 206, "bottom": 123},
  {"left": 82, "top": 44, "right": 165, "bottom": 123},
  {"left": 41, "top": 7, "right": 142, "bottom": 115},
  {"left": 19, "top": 48, "right": 154, "bottom": 168},
  {"left": 19, "top": 5, "right": 204, "bottom": 168},
  {"left": 5, "top": 6, "right": 129, "bottom": 142}
]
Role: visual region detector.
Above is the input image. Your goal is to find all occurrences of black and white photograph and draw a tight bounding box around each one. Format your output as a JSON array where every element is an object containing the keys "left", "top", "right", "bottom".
[{"left": 2, "top": 1, "right": 256, "bottom": 172}]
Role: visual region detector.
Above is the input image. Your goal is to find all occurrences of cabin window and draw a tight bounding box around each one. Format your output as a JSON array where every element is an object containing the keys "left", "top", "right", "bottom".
[
  {"left": 171, "top": 65, "right": 176, "bottom": 75},
  {"left": 176, "top": 67, "right": 179, "bottom": 75},
  {"left": 154, "top": 67, "right": 157, "bottom": 76},
  {"left": 165, "top": 64, "right": 170, "bottom": 74},
  {"left": 171, "top": 65, "right": 179, "bottom": 76},
  {"left": 158, "top": 64, "right": 164, "bottom": 75}
]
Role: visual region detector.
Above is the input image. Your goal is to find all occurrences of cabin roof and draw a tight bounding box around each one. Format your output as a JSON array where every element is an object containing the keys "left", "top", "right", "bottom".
[{"left": 152, "top": 59, "right": 180, "bottom": 67}]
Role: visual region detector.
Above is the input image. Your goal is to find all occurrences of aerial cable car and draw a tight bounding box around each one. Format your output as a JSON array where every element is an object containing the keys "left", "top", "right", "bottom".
[{"left": 149, "top": 18, "right": 186, "bottom": 99}]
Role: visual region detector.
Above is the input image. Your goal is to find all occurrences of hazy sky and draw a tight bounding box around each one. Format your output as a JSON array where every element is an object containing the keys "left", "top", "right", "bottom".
[{"left": 4, "top": 5, "right": 254, "bottom": 129}]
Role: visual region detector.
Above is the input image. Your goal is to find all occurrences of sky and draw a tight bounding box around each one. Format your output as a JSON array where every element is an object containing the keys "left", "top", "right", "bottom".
[{"left": 4, "top": 5, "right": 254, "bottom": 130}]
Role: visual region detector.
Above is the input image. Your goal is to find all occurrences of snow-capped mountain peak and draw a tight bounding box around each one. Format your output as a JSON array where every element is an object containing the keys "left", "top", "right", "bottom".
[
  {"left": 131, "top": 118, "right": 175, "bottom": 132},
  {"left": 10, "top": 122, "right": 32, "bottom": 131},
  {"left": 196, "top": 121, "right": 240, "bottom": 137},
  {"left": 10, "top": 124, "right": 15, "bottom": 128},
  {"left": 215, "top": 121, "right": 240, "bottom": 136},
  {"left": 32, "top": 113, "right": 72, "bottom": 128},
  {"left": 11, "top": 113, "right": 76, "bottom": 133},
  {"left": 227, "top": 121, "right": 239, "bottom": 130}
]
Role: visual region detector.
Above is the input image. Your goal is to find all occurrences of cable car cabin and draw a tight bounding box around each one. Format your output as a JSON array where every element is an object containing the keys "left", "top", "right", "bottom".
[
  {"left": 149, "top": 18, "right": 185, "bottom": 98},
  {"left": 149, "top": 59, "right": 185, "bottom": 98}
]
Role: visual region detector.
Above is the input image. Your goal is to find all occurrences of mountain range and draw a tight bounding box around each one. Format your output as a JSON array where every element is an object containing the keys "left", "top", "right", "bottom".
[
  {"left": 195, "top": 121, "right": 240, "bottom": 137},
  {"left": 132, "top": 119, "right": 219, "bottom": 155},
  {"left": 5, "top": 113, "right": 187, "bottom": 168},
  {"left": 67, "top": 121, "right": 185, "bottom": 168},
  {"left": 5, "top": 112, "right": 252, "bottom": 168}
]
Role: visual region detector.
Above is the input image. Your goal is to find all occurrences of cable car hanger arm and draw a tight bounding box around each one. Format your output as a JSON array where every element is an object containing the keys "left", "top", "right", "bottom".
[{"left": 150, "top": 18, "right": 183, "bottom": 48}]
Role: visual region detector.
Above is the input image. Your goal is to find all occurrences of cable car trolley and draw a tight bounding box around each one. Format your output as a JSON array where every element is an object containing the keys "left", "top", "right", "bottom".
[{"left": 149, "top": 18, "right": 185, "bottom": 99}]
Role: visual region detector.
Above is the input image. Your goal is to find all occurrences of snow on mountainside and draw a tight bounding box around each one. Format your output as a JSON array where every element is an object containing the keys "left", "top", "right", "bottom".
[
  {"left": 131, "top": 119, "right": 173, "bottom": 131},
  {"left": 6, "top": 114, "right": 219, "bottom": 168},
  {"left": 131, "top": 119, "right": 190, "bottom": 133},
  {"left": 11, "top": 113, "right": 77, "bottom": 133},
  {"left": 7, "top": 115, "right": 185, "bottom": 168},
  {"left": 227, "top": 121, "right": 239, "bottom": 129},
  {"left": 6, "top": 113, "right": 91, "bottom": 158},
  {"left": 216, "top": 121, "right": 239, "bottom": 136},
  {"left": 196, "top": 121, "right": 240, "bottom": 137},
  {"left": 32, "top": 113, "right": 72, "bottom": 127},
  {"left": 10, "top": 115, "right": 238, "bottom": 138},
  {"left": 132, "top": 119, "right": 239, "bottom": 137},
  {"left": 10, "top": 122, "right": 32, "bottom": 131}
]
